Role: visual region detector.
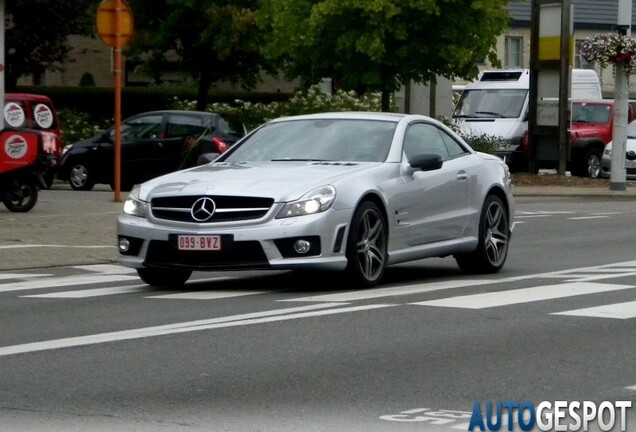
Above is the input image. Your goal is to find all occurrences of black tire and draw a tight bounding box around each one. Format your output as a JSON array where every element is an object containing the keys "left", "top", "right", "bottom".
[
  {"left": 137, "top": 268, "right": 192, "bottom": 287},
  {"left": 455, "top": 195, "right": 510, "bottom": 274},
  {"left": 69, "top": 161, "right": 95, "bottom": 191},
  {"left": 573, "top": 148, "right": 602, "bottom": 178},
  {"left": 344, "top": 201, "right": 388, "bottom": 287},
  {"left": 2, "top": 181, "right": 38, "bottom": 212}
]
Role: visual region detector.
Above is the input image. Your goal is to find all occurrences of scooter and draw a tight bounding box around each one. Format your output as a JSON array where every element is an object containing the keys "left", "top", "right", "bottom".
[{"left": 0, "top": 128, "right": 56, "bottom": 212}]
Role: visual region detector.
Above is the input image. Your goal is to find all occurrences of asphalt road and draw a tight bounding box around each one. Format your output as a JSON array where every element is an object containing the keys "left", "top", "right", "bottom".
[{"left": 1, "top": 195, "right": 635, "bottom": 431}]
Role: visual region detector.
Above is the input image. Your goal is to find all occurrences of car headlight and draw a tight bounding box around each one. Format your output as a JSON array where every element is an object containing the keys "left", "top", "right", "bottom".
[
  {"left": 276, "top": 185, "right": 336, "bottom": 218},
  {"left": 604, "top": 146, "right": 612, "bottom": 156},
  {"left": 62, "top": 145, "right": 73, "bottom": 156},
  {"left": 122, "top": 185, "right": 148, "bottom": 218}
]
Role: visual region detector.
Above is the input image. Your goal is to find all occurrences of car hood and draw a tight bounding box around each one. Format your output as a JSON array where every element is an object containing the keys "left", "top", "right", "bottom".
[
  {"left": 453, "top": 118, "right": 520, "bottom": 140},
  {"left": 607, "top": 138, "right": 636, "bottom": 152},
  {"left": 68, "top": 134, "right": 102, "bottom": 148},
  {"left": 138, "top": 161, "right": 379, "bottom": 202}
]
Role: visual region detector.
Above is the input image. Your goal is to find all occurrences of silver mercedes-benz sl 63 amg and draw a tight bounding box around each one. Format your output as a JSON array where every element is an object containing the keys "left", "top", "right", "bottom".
[{"left": 117, "top": 112, "right": 514, "bottom": 287}]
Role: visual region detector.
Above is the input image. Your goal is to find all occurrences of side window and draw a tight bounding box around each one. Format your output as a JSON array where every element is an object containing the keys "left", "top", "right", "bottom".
[
  {"left": 217, "top": 115, "right": 246, "bottom": 137},
  {"left": 118, "top": 115, "right": 163, "bottom": 141},
  {"left": 439, "top": 129, "right": 469, "bottom": 158},
  {"left": 166, "top": 114, "right": 208, "bottom": 138},
  {"left": 403, "top": 123, "right": 450, "bottom": 161}
]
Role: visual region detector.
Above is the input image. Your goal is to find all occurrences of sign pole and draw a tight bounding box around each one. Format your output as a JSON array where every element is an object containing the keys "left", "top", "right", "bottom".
[
  {"left": 113, "top": 0, "right": 122, "bottom": 202},
  {"left": 0, "top": 0, "right": 5, "bottom": 131},
  {"left": 96, "top": 0, "right": 133, "bottom": 202},
  {"left": 610, "top": 0, "right": 631, "bottom": 191}
]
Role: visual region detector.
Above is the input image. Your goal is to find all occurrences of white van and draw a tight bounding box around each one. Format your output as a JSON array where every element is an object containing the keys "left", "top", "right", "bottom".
[{"left": 452, "top": 69, "right": 602, "bottom": 142}]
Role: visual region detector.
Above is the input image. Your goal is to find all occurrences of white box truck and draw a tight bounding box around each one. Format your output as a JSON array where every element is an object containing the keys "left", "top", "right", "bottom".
[{"left": 452, "top": 69, "right": 602, "bottom": 169}]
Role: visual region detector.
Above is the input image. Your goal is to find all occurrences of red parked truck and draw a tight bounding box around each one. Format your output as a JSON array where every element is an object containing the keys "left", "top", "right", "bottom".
[{"left": 511, "top": 100, "right": 635, "bottom": 177}]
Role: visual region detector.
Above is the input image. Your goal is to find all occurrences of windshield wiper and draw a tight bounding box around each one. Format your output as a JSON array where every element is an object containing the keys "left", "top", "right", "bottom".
[
  {"left": 453, "top": 114, "right": 477, "bottom": 119},
  {"left": 475, "top": 111, "right": 505, "bottom": 118}
]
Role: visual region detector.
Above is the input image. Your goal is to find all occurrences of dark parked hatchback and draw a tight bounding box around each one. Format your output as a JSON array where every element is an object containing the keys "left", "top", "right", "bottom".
[{"left": 57, "top": 110, "right": 246, "bottom": 191}]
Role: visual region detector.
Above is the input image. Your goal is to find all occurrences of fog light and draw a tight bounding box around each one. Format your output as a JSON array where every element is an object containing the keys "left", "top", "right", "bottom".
[
  {"left": 119, "top": 238, "right": 130, "bottom": 252},
  {"left": 293, "top": 239, "right": 311, "bottom": 254}
]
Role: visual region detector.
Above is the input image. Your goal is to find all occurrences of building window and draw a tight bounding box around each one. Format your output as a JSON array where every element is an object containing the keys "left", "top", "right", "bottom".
[
  {"left": 575, "top": 40, "right": 593, "bottom": 69},
  {"left": 505, "top": 37, "right": 523, "bottom": 68}
]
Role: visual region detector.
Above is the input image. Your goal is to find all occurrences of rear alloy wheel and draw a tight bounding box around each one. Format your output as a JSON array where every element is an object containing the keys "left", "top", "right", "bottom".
[
  {"left": 345, "top": 201, "right": 388, "bottom": 287},
  {"left": 137, "top": 268, "right": 192, "bottom": 287},
  {"left": 455, "top": 195, "right": 509, "bottom": 274},
  {"left": 69, "top": 161, "right": 95, "bottom": 191}
]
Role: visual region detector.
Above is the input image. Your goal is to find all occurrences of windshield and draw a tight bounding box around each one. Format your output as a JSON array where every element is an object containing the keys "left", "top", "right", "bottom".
[
  {"left": 221, "top": 119, "right": 397, "bottom": 163},
  {"left": 571, "top": 103, "right": 611, "bottom": 124},
  {"left": 453, "top": 89, "right": 528, "bottom": 119}
]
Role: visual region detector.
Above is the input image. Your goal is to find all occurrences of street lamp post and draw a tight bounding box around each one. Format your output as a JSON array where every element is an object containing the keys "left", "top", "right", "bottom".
[{"left": 610, "top": 0, "right": 632, "bottom": 191}]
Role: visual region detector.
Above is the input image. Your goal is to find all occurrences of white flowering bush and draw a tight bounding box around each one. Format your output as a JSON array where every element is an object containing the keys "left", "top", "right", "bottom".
[
  {"left": 58, "top": 108, "right": 111, "bottom": 145},
  {"left": 580, "top": 33, "right": 636, "bottom": 77},
  {"left": 170, "top": 85, "right": 389, "bottom": 130}
]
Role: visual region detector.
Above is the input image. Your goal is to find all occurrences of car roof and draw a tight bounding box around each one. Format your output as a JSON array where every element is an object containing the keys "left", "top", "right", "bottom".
[
  {"left": 268, "top": 111, "right": 414, "bottom": 123},
  {"left": 5, "top": 93, "right": 56, "bottom": 104},
  {"left": 131, "top": 110, "right": 219, "bottom": 117}
]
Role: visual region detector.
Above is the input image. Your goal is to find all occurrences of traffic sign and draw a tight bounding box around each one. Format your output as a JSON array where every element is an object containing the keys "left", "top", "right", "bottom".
[{"left": 96, "top": 0, "right": 134, "bottom": 48}]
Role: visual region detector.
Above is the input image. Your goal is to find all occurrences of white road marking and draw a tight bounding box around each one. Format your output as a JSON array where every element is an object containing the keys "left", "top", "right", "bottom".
[
  {"left": 146, "top": 290, "right": 266, "bottom": 300},
  {"left": 412, "top": 282, "right": 636, "bottom": 309},
  {"left": 0, "top": 274, "right": 139, "bottom": 293},
  {"left": 514, "top": 214, "right": 552, "bottom": 218},
  {"left": 568, "top": 216, "right": 609, "bottom": 220},
  {"left": 0, "top": 303, "right": 397, "bottom": 357},
  {"left": 552, "top": 301, "right": 636, "bottom": 319},
  {"left": 0, "top": 244, "right": 114, "bottom": 250},
  {"left": 626, "top": 385, "right": 636, "bottom": 391},
  {"left": 280, "top": 279, "right": 496, "bottom": 303},
  {"left": 0, "top": 273, "right": 52, "bottom": 281},
  {"left": 22, "top": 285, "right": 147, "bottom": 298},
  {"left": 71, "top": 264, "right": 136, "bottom": 274}
]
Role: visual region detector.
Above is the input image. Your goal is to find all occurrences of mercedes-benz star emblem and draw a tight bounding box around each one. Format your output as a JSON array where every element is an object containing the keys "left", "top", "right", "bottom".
[{"left": 191, "top": 197, "right": 216, "bottom": 222}]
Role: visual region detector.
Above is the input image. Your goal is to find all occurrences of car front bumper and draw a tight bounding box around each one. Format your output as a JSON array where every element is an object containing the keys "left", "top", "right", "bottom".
[
  {"left": 600, "top": 153, "right": 636, "bottom": 179},
  {"left": 117, "top": 206, "right": 353, "bottom": 272}
]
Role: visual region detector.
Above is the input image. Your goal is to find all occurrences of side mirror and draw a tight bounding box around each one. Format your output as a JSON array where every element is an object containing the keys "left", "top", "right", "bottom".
[
  {"left": 409, "top": 154, "right": 443, "bottom": 171},
  {"left": 197, "top": 152, "right": 221, "bottom": 165}
]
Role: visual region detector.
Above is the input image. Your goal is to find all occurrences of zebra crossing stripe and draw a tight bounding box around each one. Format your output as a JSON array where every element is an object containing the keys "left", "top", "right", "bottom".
[
  {"left": 22, "top": 285, "right": 146, "bottom": 298},
  {"left": 0, "top": 273, "right": 52, "bottom": 281},
  {"left": 412, "top": 282, "right": 636, "bottom": 309},
  {"left": 146, "top": 290, "right": 266, "bottom": 300},
  {"left": 552, "top": 301, "right": 636, "bottom": 320},
  {"left": 0, "top": 274, "right": 140, "bottom": 293}
]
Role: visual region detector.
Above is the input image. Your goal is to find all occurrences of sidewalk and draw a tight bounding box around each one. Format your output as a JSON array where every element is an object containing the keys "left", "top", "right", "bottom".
[
  {"left": 0, "top": 186, "right": 122, "bottom": 271},
  {"left": 0, "top": 183, "right": 633, "bottom": 272}
]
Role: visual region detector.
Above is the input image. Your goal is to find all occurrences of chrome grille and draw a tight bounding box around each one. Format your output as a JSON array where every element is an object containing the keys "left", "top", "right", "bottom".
[{"left": 151, "top": 195, "right": 274, "bottom": 223}]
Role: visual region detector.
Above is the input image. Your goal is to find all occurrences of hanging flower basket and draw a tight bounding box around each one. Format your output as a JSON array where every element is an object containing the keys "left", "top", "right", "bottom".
[{"left": 580, "top": 33, "right": 636, "bottom": 77}]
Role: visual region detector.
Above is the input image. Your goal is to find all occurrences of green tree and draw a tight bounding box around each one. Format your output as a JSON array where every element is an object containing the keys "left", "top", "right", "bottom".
[
  {"left": 5, "top": 0, "right": 95, "bottom": 90},
  {"left": 257, "top": 0, "right": 509, "bottom": 111},
  {"left": 127, "top": 0, "right": 267, "bottom": 110}
]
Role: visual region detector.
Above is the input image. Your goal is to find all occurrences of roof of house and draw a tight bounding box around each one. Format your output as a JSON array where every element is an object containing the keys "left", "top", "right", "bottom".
[{"left": 507, "top": 0, "right": 636, "bottom": 29}]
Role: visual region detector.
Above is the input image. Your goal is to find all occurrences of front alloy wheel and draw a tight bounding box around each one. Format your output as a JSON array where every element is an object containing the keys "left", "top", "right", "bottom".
[
  {"left": 345, "top": 201, "right": 388, "bottom": 287},
  {"left": 455, "top": 195, "right": 509, "bottom": 274}
]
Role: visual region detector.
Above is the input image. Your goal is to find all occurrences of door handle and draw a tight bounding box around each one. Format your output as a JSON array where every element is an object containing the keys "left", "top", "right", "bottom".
[{"left": 457, "top": 172, "right": 468, "bottom": 181}]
